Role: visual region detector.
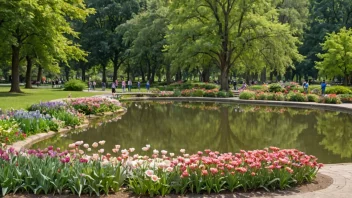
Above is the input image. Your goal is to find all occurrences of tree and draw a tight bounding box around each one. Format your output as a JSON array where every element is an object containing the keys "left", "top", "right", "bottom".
[
  {"left": 167, "top": 0, "right": 301, "bottom": 90},
  {"left": 298, "top": 0, "right": 352, "bottom": 81},
  {"left": 316, "top": 27, "right": 352, "bottom": 85},
  {"left": 0, "top": 0, "right": 92, "bottom": 92},
  {"left": 118, "top": 0, "right": 169, "bottom": 83},
  {"left": 78, "top": 0, "right": 140, "bottom": 83}
]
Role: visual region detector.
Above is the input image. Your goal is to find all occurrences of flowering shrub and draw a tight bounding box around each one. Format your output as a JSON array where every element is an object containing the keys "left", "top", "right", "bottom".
[
  {"left": 269, "top": 83, "right": 284, "bottom": 93},
  {"left": 29, "top": 102, "right": 83, "bottom": 127},
  {"left": 239, "top": 90, "right": 256, "bottom": 100},
  {"left": 158, "top": 91, "right": 174, "bottom": 97},
  {"left": 0, "top": 118, "right": 24, "bottom": 144},
  {"left": 286, "top": 92, "right": 308, "bottom": 102},
  {"left": 5, "top": 110, "right": 59, "bottom": 135},
  {"left": 339, "top": 94, "right": 352, "bottom": 103},
  {"left": 203, "top": 89, "right": 218, "bottom": 97},
  {"left": 0, "top": 142, "right": 323, "bottom": 196},
  {"left": 191, "top": 89, "right": 205, "bottom": 97},
  {"left": 319, "top": 94, "right": 342, "bottom": 104},
  {"left": 68, "top": 98, "right": 122, "bottom": 115},
  {"left": 248, "top": 85, "right": 268, "bottom": 92},
  {"left": 307, "top": 94, "right": 319, "bottom": 102}
]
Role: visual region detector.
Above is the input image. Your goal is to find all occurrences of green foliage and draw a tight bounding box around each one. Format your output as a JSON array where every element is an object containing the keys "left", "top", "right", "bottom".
[
  {"left": 307, "top": 94, "right": 319, "bottom": 102},
  {"left": 167, "top": 0, "right": 302, "bottom": 91},
  {"left": 249, "top": 85, "right": 268, "bottom": 92},
  {"left": 316, "top": 27, "right": 352, "bottom": 85},
  {"left": 269, "top": 84, "right": 284, "bottom": 93},
  {"left": 173, "top": 89, "right": 181, "bottom": 97},
  {"left": 0, "top": 119, "right": 24, "bottom": 144},
  {"left": 286, "top": 92, "right": 308, "bottom": 102},
  {"left": 216, "top": 91, "right": 228, "bottom": 98},
  {"left": 325, "top": 86, "right": 352, "bottom": 94},
  {"left": 339, "top": 94, "right": 352, "bottom": 103},
  {"left": 319, "top": 95, "right": 342, "bottom": 104},
  {"left": 239, "top": 91, "right": 256, "bottom": 100},
  {"left": 64, "top": 80, "right": 86, "bottom": 91},
  {"left": 203, "top": 90, "right": 217, "bottom": 97},
  {"left": 191, "top": 89, "right": 205, "bottom": 97},
  {"left": 227, "top": 91, "right": 234, "bottom": 97}
]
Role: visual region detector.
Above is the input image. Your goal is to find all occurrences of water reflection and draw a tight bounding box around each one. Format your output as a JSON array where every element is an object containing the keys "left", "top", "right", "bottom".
[{"left": 32, "top": 102, "right": 352, "bottom": 164}]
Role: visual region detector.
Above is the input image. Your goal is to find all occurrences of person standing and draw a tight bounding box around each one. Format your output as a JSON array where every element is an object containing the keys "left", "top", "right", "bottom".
[
  {"left": 102, "top": 82, "right": 106, "bottom": 91},
  {"left": 128, "top": 79, "right": 132, "bottom": 92},
  {"left": 233, "top": 80, "right": 237, "bottom": 90},
  {"left": 88, "top": 81, "right": 92, "bottom": 91},
  {"left": 137, "top": 81, "right": 141, "bottom": 91},
  {"left": 321, "top": 80, "right": 327, "bottom": 95},
  {"left": 122, "top": 80, "right": 126, "bottom": 92},
  {"left": 146, "top": 80, "right": 150, "bottom": 92}
]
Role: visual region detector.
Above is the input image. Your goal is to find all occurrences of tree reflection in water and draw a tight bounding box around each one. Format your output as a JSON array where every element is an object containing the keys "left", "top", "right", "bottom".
[{"left": 32, "top": 102, "right": 352, "bottom": 164}]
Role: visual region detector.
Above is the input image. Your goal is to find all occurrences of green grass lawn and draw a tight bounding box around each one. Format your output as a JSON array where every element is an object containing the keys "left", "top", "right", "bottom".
[{"left": 0, "top": 87, "right": 106, "bottom": 110}]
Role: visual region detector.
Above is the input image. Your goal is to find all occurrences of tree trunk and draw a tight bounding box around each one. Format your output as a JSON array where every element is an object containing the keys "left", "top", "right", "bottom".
[
  {"left": 81, "top": 65, "right": 86, "bottom": 82},
  {"left": 220, "top": 67, "right": 229, "bottom": 91},
  {"left": 344, "top": 73, "right": 349, "bottom": 86},
  {"left": 10, "top": 45, "right": 22, "bottom": 93},
  {"left": 102, "top": 64, "right": 107, "bottom": 83},
  {"left": 176, "top": 68, "right": 182, "bottom": 81},
  {"left": 37, "top": 66, "right": 42, "bottom": 83},
  {"left": 140, "top": 64, "right": 145, "bottom": 82},
  {"left": 25, "top": 56, "right": 33, "bottom": 89},
  {"left": 113, "top": 53, "right": 120, "bottom": 81},
  {"left": 202, "top": 68, "right": 210, "bottom": 82},
  {"left": 261, "top": 67, "right": 266, "bottom": 83},
  {"left": 64, "top": 66, "right": 70, "bottom": 81},
  {"left": 166, "top": 64, "right": 171, "bottom": 84}
]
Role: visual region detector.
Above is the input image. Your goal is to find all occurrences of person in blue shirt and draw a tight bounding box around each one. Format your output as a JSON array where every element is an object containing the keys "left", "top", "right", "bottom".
[
  {"left": 304, "top": 81, "right": 309, "bottom": 93},
  {"left": 321, "top": 80, "right": 327, "bottom": 95}
]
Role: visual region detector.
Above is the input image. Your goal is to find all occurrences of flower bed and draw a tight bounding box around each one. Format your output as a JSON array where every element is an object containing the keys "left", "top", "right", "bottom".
[
  {"left": 240, "top": 91, "right": 344, "bottom": 104},
  {"left": 0, "top": 142, "right": 323, "bottom": 196},
  {"left": 339, "top": 94, "right": 352, "bottom": 103},
  {"left": 67, "top": 97, "right": 122, "bottom": 115},
  {"left": 0, "top": 97, "right": 123, "bottom": 145}
]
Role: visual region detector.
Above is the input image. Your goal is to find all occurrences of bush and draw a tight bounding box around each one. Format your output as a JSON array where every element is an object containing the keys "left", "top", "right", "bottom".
[
  {"left": 273, "top": 92, "right": 285, "bottom": 101},
  {"left": 239, "top": 91, "right": 255, "bottom": 100},
  {"left": 319, "top": 94, "right": 342, "bottom": 104},
  {"left": 286, "top": 92, "right": 307, "bottom": 102},
  {"left": 150, "top": 88, "right": 161, "bottom": 94},
  {"left": 191, "top": 89, "right": 205, "bottom": 97},
  {"left": 307, "top": 94, "right": 319, "bottom": 102},
  {"left": 204, "top": 90, "right": 217, "bottom": 97},
  {"left": 249, "top": 85, "right": 268, "bottom": 92},
  {"left": 255, "top": 92, "right": 267, "bottom": 100},
  {"left": 310, "top": 88, "right": 322, "bottom": 95},
  {"left": 64, "top": 79, "right": 86, "bottom": 91},
  {"left": 326, "top": 86, "right": 352, "bottom": 94},
  {"left": 227, "top": 91, "right": 234, "bottom": 97},
  {"left": 216, "top": 91, "right": 227, "bottom": 98},
  {"left": 269, "top": 83, "right": 284, "bottom": 93},
  {"left": 173, "top": 89, "right": 181, "bottom": 97},
  {"left": 339, "top": 94, "right": 352, "bottom": 103}
]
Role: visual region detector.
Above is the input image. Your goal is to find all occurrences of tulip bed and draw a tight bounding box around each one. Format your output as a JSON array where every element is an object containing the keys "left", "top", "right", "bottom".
[
  {"left": 0, "top": 97, "right": 123, "bottom": 144},
  {"left": 0, "top": 141, "right": 323, "bottom": 197}
]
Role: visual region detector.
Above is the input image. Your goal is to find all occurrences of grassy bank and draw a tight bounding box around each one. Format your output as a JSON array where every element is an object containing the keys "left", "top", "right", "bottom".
[{"left": 0, "top": 87, "right": 104, "bottom": 110}]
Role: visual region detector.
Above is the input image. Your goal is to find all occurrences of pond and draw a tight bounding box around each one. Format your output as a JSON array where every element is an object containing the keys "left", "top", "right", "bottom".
[{"left": 32, "top": 101, "right": 352, "bottom": 164}]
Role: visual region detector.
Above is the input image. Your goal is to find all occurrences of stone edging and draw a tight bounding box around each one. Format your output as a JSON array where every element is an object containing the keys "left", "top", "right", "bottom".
[
  {"left": 121, "top": 97, "right": 352, "bottom": 113},
  {"left": 9, "top": 108, "right": 126, "bottom": 151}
]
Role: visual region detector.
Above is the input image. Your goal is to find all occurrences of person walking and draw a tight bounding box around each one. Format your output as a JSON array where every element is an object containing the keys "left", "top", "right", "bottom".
[
  {"left": 233, "top": 80, "right": 237, "bottom": 90},
  {"left": 128, "top": 79, "right": 132, "bottom": 92},
  {"left": 137, "top": 81, "right": 141, "bottom": 91},
  {"left": 102, "top": 82, "right": 106, "bottom": 91},
  {"left": 146, "top": 80, "right": 150, "bottom": 92},
  {"left": 304, "top": 81, "right": 309, "bottom": 94},
  {"left": 111, "top": 82, "right": 116, "bottom": 96},
  {"left": 93, "top": 81, "right": 96, "bottom": 90},
  {"left": 122, "top": 80, "right": 126, "bottom": 92},
  {"left": 321, "top": 80, "right": 327, "bottom": 95}
]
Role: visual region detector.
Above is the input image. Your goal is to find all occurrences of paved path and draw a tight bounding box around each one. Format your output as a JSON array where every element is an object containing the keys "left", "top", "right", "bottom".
[{"left": 275, "top": 163, "right": 352, "bottom": 198}]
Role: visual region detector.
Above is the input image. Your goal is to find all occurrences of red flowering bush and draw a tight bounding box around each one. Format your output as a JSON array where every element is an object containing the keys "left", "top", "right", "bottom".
[
  {"left": 319, "top": 94, "right": 342, "bottom": 104},
  {"left": 339, "top": 94, "right": 352, "bottom": 103}
]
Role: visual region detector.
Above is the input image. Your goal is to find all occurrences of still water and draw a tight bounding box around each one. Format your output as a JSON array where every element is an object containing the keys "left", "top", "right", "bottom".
[{"left": 32, "top": 101, "right": 352, "bottom": 164}]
